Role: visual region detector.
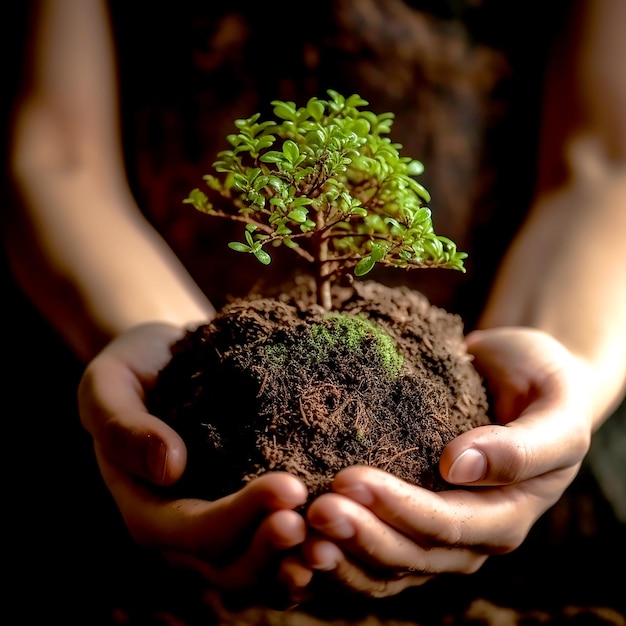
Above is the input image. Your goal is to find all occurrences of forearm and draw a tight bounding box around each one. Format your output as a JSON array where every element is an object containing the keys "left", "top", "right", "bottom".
[
  {"left": 6, "top": 0, "right": 214, "bottom": 362},
  {"left": 478, "top": 147, "right": 626, "bottom": 427},
  {"left": 6, "top": 88, "right": 214, "bottom": 363},
  {"left": 6, "top": 163, "right": 214, "bottom": 363},
  {"left": 478, "top": 0, "right": 626, "bottom": 428}
]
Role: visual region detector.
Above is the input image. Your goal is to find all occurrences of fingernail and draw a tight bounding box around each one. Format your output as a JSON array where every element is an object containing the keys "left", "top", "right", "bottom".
[
  {"left": 145, "top": 437, "right": 167, "bottom": 483},
  {"left": 313, "top": 516, "right": 354, "bottom": 540},
  {"left": 448, "top": 448, "right": 487, "bottom": 483},
  {"left": 309, "top": 541, "right": 341, "bottom": 571},
  {"left": 334, "top": 483, "right": 373, "bottom": 506}
]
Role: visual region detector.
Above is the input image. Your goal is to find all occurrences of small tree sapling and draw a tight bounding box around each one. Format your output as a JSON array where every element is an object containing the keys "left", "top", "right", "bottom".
[{"left": 184, "top": 89, "right": 467, "bottom": 310}]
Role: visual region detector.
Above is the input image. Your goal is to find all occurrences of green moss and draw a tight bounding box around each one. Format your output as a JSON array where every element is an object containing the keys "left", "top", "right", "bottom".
[
  {"left": 263, "top": 342, "right": 289, "bottom": 366},
  {"left": 264, "top": 313, "right": 403, "bottom": 379}
]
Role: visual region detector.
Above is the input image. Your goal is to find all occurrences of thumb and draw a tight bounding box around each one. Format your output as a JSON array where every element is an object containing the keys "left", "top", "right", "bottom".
[
  {"left": 443, "top": 327, "right": 591, "bottom": 486},
  {"left": 439, "top": 424, "right": 518, "bottom": 485},
  {"left": 439, "top": 416, "right": 589, "bottom": 487},
  {"left": 91, "top": 410, "right": 188, "bottom": 487},
  {"left": 79, "top": 355, "right": 188, "bottom": 486}
]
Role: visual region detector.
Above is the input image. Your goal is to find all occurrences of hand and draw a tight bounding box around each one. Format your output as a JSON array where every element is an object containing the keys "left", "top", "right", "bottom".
[
  {"left": 77, "top": 322, "right": 310, "bottom": 599},
  {"left": 296, "top": 327, "right": 592, "bottom": 598}
]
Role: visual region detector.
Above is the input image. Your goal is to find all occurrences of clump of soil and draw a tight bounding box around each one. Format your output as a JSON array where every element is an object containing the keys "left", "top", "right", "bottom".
[{"left": 148, "top": 279, "right": 490, "bottom": 500}]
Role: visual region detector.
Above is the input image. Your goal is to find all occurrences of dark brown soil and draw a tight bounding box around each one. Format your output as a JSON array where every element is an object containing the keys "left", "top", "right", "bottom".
[{"left": 148, "top": 279, "right": 490, "bottom": 501}]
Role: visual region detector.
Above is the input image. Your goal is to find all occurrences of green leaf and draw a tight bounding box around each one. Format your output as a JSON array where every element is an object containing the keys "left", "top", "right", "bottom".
[
  {"left": 411, "top": 207, "right": 432, "bottom": 225},
  {"left": 183, "top": 188, "right": 210, "bottom": 211},
  {"left": 288, "top": 208, "right": 308, "bottom": 223},
  {"left": 349, "top": 118, "right": 371, "bottom": 137},
  {"left": 370, "top": 243, "right": 386, "bottom": 262},
  {"left": 307, "top": 99, "right": 325, "bottom": 121},
  {"left": 407, "top": 159, "right": 424, "bottom": 176},
  {"left": 355, "top": 256, "right": 376, "bottom": 276},
  {"left": 272, "top": 101, "right": 297, "bottom": 121},
  {"left": 290, "top": 196, "right": 313, "bottom": 208},
  {"left": 345, "top": 93, "right": 369, "bottom": 108},
  {"left": 283, "top": 140, "right": 300, "bottom": 163},
  {"left": 254, "top": 249, "right": 272, "bottom": 265},
  {"left": 384, "top": 217, "right": 401, "bottom": 229},
  {"left": 406, "top": 177, "right": 431, "bottom": 202},
  {"left": 260, "top": 151, "right": 285, "bottom": 164},
  {"left": 275, "top": 225, "right": 292, "bottom": 236},
  {"left": 254, "top": 137, "right": 275, "bottom": 151},
  {"left": 228, "top": 242, "right": 251, "bottom": 253}
]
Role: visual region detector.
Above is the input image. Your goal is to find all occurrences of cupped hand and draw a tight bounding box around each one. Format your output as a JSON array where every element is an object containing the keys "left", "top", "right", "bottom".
[
  {"left": 77, "top": 322, "right": 310, "bottom": 597},
  {"left": 297, "top": 326, "right": 592, "bottom": 598}
]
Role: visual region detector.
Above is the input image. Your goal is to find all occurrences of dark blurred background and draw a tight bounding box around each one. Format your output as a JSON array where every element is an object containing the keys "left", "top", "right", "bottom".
[{"left": 2, "top": 2, "right": 624, "bottom": 624}]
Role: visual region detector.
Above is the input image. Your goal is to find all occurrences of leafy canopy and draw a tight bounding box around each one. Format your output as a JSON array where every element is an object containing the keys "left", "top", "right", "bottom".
[{"left": 184, "top": 89, "right": 467, "bottom": 309}]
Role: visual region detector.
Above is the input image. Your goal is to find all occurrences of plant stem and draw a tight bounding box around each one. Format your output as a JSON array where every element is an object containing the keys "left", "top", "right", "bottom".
[{"left": 314, "top": 209, "right": 332, "bottom": 310}]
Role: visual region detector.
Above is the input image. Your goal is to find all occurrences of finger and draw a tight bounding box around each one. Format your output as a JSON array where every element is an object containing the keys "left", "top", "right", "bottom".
[
  {"left": 303, "top": 537, "right": 433, "bottom": 598},
  {"left": 466, "top": 329, "right": 587, "bottom": 425},
  {"left": 307, "top": 492, "right": 485, "bottom": 574},
  {"left": 80, "top": 358, "right": 188, "bottom": 485},
  {"left": 99, "top": 460, "right": 307, "bottom": 555},
  {"left": 439, "top": 421, "right": 587, "bottom": 487},
  {"left": 442, "top": 329, "right": 591, "bottom": 485},
  {"left": 329, "top": 466, "right": 551, "bottom": 552},
  {"left": 102, "top": 321, "right": 186, "bottom": 379},
  {"left": 275, "top": 554, "right": 315, "bottom": 607},
  {"left": 78, "top": 323, "right": 189, "bottom": 485},
  {"left": 171, "top": 508, "right": 307, "bottom": 590},
  {"left": 439, "top": 372, "right": 589, "bottom": 486}
]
